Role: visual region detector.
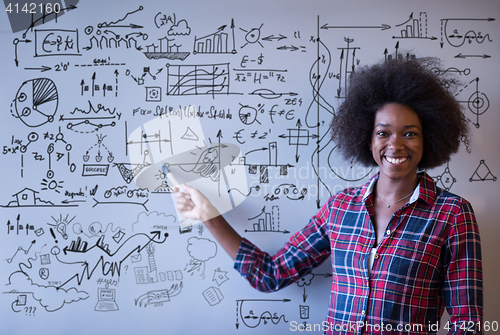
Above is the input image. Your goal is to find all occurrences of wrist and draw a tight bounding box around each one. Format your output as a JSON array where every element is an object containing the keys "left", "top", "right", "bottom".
[
  {"left": 201, "top": 212, "right": 224, "bottom": 227},
  {"left": 200, "top": 204, "right": 221, "bottom": 222}
]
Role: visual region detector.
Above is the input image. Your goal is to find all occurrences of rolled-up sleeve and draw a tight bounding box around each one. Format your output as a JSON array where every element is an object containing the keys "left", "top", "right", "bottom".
[
  {"left": 234, "top": 201, "right": 332, "bottom": 292},
  {"left": 443, "top": 200, "right": 483, "bottom": 334}
]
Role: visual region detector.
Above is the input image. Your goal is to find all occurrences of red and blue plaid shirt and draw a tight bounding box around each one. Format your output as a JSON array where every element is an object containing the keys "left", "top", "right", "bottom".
[{"left": 235, "top": 172, "right": 483, "bottom": 334}]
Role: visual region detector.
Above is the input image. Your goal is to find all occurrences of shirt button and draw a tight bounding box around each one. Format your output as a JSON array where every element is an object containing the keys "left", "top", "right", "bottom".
[
  {"left": 361, "top": 310, "right": 366, "bottom": 315},
  {"left": 374, "top": 254, "right": 379, "bottom": 259},
  {"left": 386, "top": 229, "right": 391, "bottom": 235}
]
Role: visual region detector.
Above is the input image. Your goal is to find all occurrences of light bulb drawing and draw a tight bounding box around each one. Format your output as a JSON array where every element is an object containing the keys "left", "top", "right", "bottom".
[
  {"left": 47, "top": 214, "right": 75, "bottom": 240},
  {"left": 56, "top": 222, "right": 68, "bottom": 240}
]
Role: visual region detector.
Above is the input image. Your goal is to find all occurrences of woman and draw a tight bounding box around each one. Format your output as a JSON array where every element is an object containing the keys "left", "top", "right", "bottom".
[{"left": 174, "top": 59, "right": 483, "bottom": 334}]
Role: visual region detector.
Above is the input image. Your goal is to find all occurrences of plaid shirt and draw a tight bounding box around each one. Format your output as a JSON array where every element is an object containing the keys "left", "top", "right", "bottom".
[{"left": 235, "top": 172, "right": 483, "bottom": 334}]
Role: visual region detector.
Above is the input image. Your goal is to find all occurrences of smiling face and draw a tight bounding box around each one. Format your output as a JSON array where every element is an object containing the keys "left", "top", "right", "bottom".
[{"left": 370, "top": 103, "right": 424, "bottom": 183}]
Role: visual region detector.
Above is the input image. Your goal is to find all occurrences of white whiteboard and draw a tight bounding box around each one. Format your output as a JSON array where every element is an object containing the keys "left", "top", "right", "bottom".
[{"left": 1, "top": 0, "right": 499, "bottom": 334}]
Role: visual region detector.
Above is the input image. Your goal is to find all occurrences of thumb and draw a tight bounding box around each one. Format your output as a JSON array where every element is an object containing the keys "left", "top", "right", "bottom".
[{"left": 180, "top": 183, "right": 196, "bottom": 195}]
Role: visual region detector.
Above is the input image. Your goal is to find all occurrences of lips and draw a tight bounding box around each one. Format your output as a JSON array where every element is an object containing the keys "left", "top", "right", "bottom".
[{"left": 384, "top": 156, "right": 408, "bottom": 165}]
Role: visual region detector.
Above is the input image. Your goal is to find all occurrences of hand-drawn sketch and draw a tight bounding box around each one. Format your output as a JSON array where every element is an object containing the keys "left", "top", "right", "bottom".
[
  {"left": 245, "top": 205, "right": 289, "bottom": 233},
  {"left": 235, "top": 299, "right": 290, "bottom": 328},
  {"left": 144, "top": 14, "right": 191, "bottom": 60},
  {"left": 94, "top": 287, "right": 119, "bottom": 311},
  {"left": 203, "top": 286, "right": 224, "bottom": 306},
  {"left": 11, "top": 78, "right": 58, "bottom": 127},
  {"left": 193, "top": 19, "right": 236, "bottom": 55},
  {"left": 165, "top": 63, "right": 233, "bottom": 97},
  {"left": 64, "top": 101, "right": 119, "bottom": 133},
  {"left": 185, "top": 237, "right": 217, "bottom": 279},
  {"left": 240, "top": 24, "right": 264, "bottom": 49},
  {"left": 212, "top": 268, "right": 229, "bottom": 286},
  {"left": 135, "top": 283, "right": 183, "bottom": 307},
  {"left": 0, "top": 2, "right": 498, "bottom": 334},
  {"left": 470, "top": 160, "right": 497, "bottom": 182},
  {"left": 433, "top": 162, "right": 457, "bottom": 191},
  {"left": 393, "top": 12, "right": 437, "bottom": 40},
  {"left": 454, "top": 77, "right": 489, "bottom": 128},
  {"left": 440, "top": 17, "right": 495, "bottom": 49}
]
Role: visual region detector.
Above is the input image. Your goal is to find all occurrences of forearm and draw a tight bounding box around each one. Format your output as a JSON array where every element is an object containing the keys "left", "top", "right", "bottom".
[
  {"left": 173, "top": 183, "right": 243, "bottom": 261},
  {"left": 202, "top": 214, "right": 242, "bottom": 261}
]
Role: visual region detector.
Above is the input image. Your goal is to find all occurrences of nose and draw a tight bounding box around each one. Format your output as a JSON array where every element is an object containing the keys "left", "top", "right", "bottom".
[{"left": 388, "top": 134, "right": 404, "bottom": 151}]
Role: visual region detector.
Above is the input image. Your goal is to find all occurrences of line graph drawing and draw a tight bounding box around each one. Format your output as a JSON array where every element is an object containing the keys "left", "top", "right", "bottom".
[
  {"left": 6, "top": 240, "right": 36, "bottom": 263},
  {"left": 97, "top": 6, "right": 144, "bottom": 29},
  {"left": 6, "top": 3, "right": 77, "bottom": 37},
  {"left": 62, "top": 101, "right": 119, "bottom": 133},
  {"left": 82, "top": 7, "right": 146, "bottom": 51},
  {"left": 166, "top": 63, "right": 233, "bottom": 97}
]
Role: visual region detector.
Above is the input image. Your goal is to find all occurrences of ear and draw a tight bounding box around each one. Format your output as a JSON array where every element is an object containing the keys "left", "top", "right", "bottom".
[{"left": 368, "top": 142, "right": 372, "bottom": 151}]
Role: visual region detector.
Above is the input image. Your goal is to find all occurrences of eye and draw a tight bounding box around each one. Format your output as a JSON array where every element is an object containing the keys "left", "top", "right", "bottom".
[
  {"left": 376, "top": 130, "right": 388, "bottom": 137},
  {"left": 404, "top": 131, "right": 418, "bottom": 138}
]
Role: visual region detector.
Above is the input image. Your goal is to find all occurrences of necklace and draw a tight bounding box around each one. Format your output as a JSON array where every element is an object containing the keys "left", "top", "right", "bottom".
[{"left": 377, "top": 188, "right": 414, "bottom": 208}]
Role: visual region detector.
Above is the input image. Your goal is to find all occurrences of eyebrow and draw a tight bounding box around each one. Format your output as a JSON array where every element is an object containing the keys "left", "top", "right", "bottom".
[{"left": 374, "top": 123, "right": 421, "bottom": 129}]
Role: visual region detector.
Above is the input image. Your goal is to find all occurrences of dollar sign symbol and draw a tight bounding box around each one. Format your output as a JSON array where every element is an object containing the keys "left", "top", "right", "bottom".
[{"left": 258, "top": 53, "right": 264, "bottom": 65}]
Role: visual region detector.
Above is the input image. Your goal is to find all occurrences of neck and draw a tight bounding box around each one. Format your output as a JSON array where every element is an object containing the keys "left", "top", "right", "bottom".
[{"left": 376, "top": 172, "right": 419, "bottom": 201}]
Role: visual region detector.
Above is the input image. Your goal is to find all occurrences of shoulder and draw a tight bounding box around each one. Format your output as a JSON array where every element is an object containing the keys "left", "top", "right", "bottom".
[
  {"left": 327, "top": 184, "right": 365, "bottom": 203},
  {"left": 321, "top": 181, "right": 369, "bottom": 214},
  {"left": 431, "top": 186, "right": 479, "bottom": 238},
  {"left": 434, "top": 187, "right": 475, "bottom": 215},
  {"left": 420, "top": 171, "right": 474, "bottom": 214}
]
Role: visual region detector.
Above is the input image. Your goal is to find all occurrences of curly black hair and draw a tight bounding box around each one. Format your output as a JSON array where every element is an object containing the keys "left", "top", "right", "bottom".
[{"left": 330, "top": 57, "right": 469, "bottom": 170}]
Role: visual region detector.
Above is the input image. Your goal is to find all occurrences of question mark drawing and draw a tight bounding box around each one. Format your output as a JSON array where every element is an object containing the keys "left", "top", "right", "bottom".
[{"left": 25, "top": 307, "right": 36, "bottom": 316}]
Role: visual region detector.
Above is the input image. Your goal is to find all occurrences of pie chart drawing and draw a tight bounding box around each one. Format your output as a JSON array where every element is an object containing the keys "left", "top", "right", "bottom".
[{"left": 13, "top": 78, "right": 58, "bottom": 127}]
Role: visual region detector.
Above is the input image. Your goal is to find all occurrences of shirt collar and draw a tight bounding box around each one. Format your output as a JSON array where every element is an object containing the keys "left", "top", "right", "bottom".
[{"left": 361, "top": 171, "right": 437, "bottom": 206}]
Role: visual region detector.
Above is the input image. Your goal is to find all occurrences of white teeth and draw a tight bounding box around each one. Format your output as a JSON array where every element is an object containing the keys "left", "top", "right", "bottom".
[{"left": 385, "top": 156, "right": 408, "bottom": 165}]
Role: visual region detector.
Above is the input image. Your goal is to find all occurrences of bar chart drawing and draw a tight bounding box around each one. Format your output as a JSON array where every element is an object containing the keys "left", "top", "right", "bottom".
[
  {"left": 246, "top": 206, "right": 289, "bottom": 234},
  {"left": 144, "top": 37, "right": 190, "bottom": 60},
  {"left": 393, "top": 12, "right": 437, "bottom": 40},
  {"left": 193, "top": 19, "right": 236, "bottom": 55},
  {"left": 234, "top": 142, "right": 292, "bottom": 184}
]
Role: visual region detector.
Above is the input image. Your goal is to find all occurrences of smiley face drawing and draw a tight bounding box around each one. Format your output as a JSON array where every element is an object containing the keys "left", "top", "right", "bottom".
[{"left": 13, "top": 78, "right": 58, "bottom": 127}]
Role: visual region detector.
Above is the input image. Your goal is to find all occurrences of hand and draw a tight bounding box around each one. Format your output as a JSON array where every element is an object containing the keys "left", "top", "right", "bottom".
[{"left": 173, "top": 183, "right": 220, "bottom": 222}]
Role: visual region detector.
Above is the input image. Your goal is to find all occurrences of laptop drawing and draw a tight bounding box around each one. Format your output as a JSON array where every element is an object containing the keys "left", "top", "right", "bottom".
[{"left": 94, "top": 288, "right": 119, "bottom": 311}]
